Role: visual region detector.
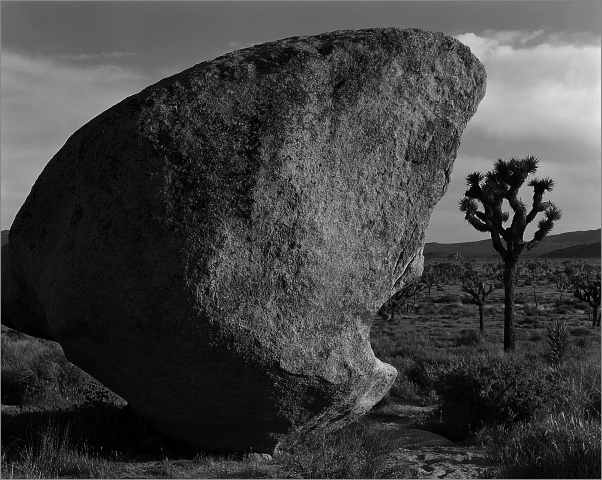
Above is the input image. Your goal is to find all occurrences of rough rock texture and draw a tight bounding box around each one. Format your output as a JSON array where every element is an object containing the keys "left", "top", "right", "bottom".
[{"left": 1, "top": 28, "right": 486, "bottom": 452}]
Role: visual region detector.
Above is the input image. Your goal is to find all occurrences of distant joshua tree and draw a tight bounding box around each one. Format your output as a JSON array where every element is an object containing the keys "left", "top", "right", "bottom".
[
  {"left": 378, "top": 280, "right": 423, "bottom": 321},
  {"left": 421, "top": 265, "right": 441, "bottom": 295},
  {"left": 549, "top": 268, "right": 571, "bottom": 300},
  {"left": 461, "top": 263, "right": 495, "bottom": 332},
  {"left": 569, "top": 264, "right": 601, "bottom": 327},
  {"left": 459, "top": 156, "right": 561, "bottom": 351}
]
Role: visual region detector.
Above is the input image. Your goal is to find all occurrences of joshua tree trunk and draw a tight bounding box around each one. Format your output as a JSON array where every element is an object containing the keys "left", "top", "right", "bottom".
[
  {"left": 504, "top": 262, "right": 517, "bottom": 351},
  {"left": 479, "top": 304, "right": 484, "bottom": 332}
]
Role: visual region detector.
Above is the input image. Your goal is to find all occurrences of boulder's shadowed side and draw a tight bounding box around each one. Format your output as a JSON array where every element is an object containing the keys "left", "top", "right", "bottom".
[{"left": 2, "top": 28, "right": 486, "bottom": 452}]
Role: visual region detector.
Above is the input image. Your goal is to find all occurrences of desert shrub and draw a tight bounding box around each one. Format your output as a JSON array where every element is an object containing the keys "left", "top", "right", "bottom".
[
  {"left": 382, "top": 355, "right": 414, "bottom": 378},
  {"left": 0, "top": 336, "right": 67, "bottom": 406},
  {"left": 520, "top": 346, "right": 545, "bottom": 365},
  {"left": 405, "top": 360, "right": 441, "bottom": 390},
  {"left": 459, "top": 295, "right": 478, "bottom": 305},
  {"left": 1, "top": 360, "right": 35, "bottom": 405},
  {"left": 277, "top": 420, "right": 407, "bottom": 479},
  {"left": 1, "top": 421, "right": 114, "bottom": 479},
  {"left": 490, "top": 413, "right": 601, "bottom": 479},
  {"left": 370, "top": 335, "right": 401, "bottom": 359},
  {"left": 432, "top": 294, "right": 461, "bottom": 304},
  {"left": 554, "top": 356, "right": 601, "bottom": 421},
  {"left": 387, "top": 331, "right": 435, "bottom": 361},
  {"left": 455, "top": 329, "right": 483, "bottom": 347},
  {"left": 517, "top": 315, "right": 541, "bottom": 328},
  {"left": 2, "top": 403, "right": 158, "bottom": 465},
  {"left": 521, "top": 304, "right": 540, "bottom": 317},
  {"left": 380, "top": 356, "right": 419, "bottom": 399},
  {"left": 570, "top": 326, "right": 591, "bottom": 337},
  {"left": 573, "top": 336, "right": 591, "bottom": 349},
  {"left": 389, "top": 377, "right": 418, "bottom": 399},
  {"left": 546, "top": 320, "right": 571, "bottom": 370},
  {"left": 425, "top": 357, "right": 558, "bottom": 440},
  {"left": 551, "top": 296, "right": 584, "bottom": 315},
  {"left": 419, "top": 295, "right": 435, "bottom": 304},
  {"left": 0, "top": 329, "right": 125, "bottom": 411}
]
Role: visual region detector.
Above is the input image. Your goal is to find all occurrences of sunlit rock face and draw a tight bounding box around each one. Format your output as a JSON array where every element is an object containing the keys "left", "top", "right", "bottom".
[{"left": 1, "top": 28, "right": 486, "bottom": 453}]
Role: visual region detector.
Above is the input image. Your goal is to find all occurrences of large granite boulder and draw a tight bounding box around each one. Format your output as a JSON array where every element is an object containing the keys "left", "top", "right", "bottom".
[{"left": 2, "top": 28, "right": 486, "bottom": 452}]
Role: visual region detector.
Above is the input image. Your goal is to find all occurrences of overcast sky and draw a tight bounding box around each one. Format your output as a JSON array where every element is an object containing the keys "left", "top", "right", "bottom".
[{"left": 2, "top": 1, "right": 600, "bottom": 243}]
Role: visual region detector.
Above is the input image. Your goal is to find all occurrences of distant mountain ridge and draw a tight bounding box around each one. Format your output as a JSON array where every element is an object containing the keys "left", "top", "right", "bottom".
[
  {"left": 539, "top": 241, "right": 601, "bottom": 259},
  {"left": 425, "top": 228, "right": 601, "bottom": 259}
]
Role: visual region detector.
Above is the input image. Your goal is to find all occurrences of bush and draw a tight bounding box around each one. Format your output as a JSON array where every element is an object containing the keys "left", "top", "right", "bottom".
[
  {"left": 382, "top": 356, "right": 419, "bottom": 399},
  {"left": 406, "top": 360, "right": 440, "bottom": 390},
  {"left": 546, "top": 320, "right": 571, "bottom": 370},
  {"left": 517, "top": 316, "right": 541, "bottom": 330},
  {"left": 433, "top": 294, "right": 461, "bottom": 304},
  {"left": 425, "top": 357, "right": 558, "bottom": 440},
  {"left": 521, "top": 304, "right": 540, "bottom": 317},
  {"left": 370, "top": 335, "right": 400, "bottom": 359},
  {"left": 570, "top": 327, "right": 591, "bottom": 337},
  {"left": 1, "top": 422, "right": 114, "bottom": 479},
  {"left": 555, "top": 356, "right": 601, "bottom": 421},
  {"left": 551, "top": 297, "right": 584, "bottom": 315},
  {"left": 389, "top": 377, "right": 418, "bottom": 399},
  {"left": 574, "top": 336, "right": 591, "bottom": 349},
  {"left": 491, "top": 413, "right": 601, "bottom": 479},
  {"left": 455, "top": 329, "right": 484, "bottom": 347},
  {"left": 277, "top": 421, "right": 407, "bottom": 479},
  {"left": 0, "top": 336, "right": 65, "bottom": 406}
]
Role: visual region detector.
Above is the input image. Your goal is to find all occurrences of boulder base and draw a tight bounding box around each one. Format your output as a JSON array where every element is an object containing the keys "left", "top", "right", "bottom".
[{"left": 2, "top": 28, "right": 486, "bottom": 452}]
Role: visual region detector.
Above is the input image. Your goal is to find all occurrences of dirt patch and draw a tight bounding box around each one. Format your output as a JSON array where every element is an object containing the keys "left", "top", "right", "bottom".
[{"left": 368, "top": 398, "right": 497, "bottom": 479}]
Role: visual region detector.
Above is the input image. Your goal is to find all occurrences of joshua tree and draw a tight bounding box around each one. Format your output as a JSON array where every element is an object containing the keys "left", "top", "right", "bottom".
[
  {"left": 461, "top": 263, "right": 495, "bottom": 332},
  {"left": 378, "top": 280, "right": 423, "bottom": 321},
  {"left": 549, "top": 268, "right": 571, "bottom": 300},
  {"left": 421, "top": 265, "right": 442, "bottom": 295},
  {"left": 459, "top": 156, "right": 561, "bottom": 351},
  {"left": 569, "top": 264, "right": 601, "bottom": 327},
  {"left": 526, "top": 261, "right": 543, "bottom": 281},
  {"left": 438, "top": 261, "right": 462, "bottom": 284},
  {"left": 525, "top": 261, "right": 543, "bottom": 307}
]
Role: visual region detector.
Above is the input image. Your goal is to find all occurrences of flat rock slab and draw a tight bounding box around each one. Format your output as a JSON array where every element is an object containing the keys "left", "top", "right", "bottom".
[{"left": 382, "top": 444, "right": 495, "bottom": 479}]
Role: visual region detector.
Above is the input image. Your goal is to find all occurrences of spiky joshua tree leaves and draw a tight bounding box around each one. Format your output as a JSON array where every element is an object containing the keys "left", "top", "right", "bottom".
[{"left": 459, "top": 156, "right": 561, "bottom": 351}]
